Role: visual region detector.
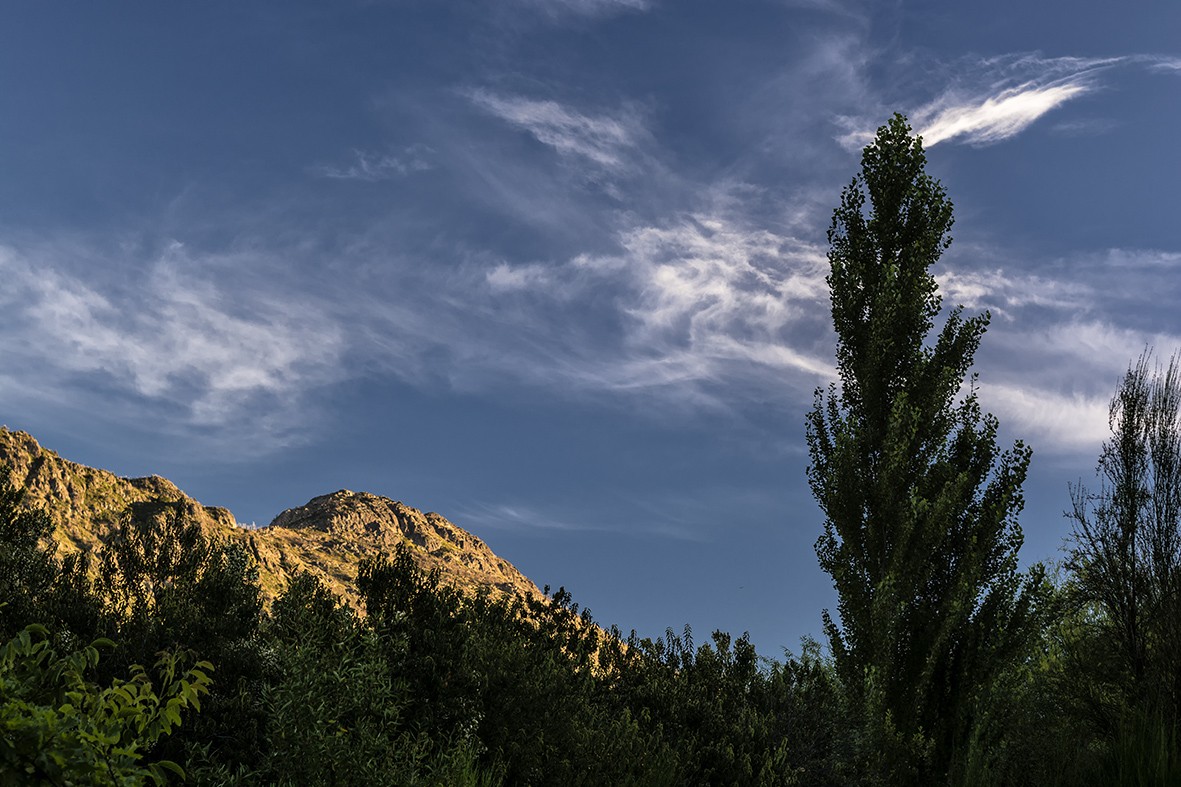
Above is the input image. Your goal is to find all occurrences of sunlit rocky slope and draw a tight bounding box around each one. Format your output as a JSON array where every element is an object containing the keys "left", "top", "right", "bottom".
[{"left": 0, "top": 428, "right": 544, "bottom": 609}]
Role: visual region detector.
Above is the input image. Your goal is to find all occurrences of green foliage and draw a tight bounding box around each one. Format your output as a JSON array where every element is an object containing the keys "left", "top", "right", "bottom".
[
  {"left": 1102, "top": 709, "right": 1181, "bottom": 786},
  {"left": 0, "top": 454, "right": 855, "bottom": 785},
  {"left": 96, "top": 506, "right": 268, "bottom": 774},
  {"left": 192, "top": 572, "right": 499, "bottom": 786},
  {"left": 358, "top": 547, "right": 648, "bottom": 785},
  {"left": 353, "top": 544, "right": 849, "bottom": 785},
  {"left": 769, "top": 638, "right": 850, "bottom": 785},
  {"left": 0, "top": 473, "right": 57, "bottom": 641},
  {"left": 1034, "top": 349, "right": 1181, "bottom": 784},
  {"left": 358, "top": 545, "right": 484, "bottom": 747},
  {"left": 0, "top": 468, "right": 101, "bottom": 649},
  {"left": 0, "top": 454, "right": 828, "bottom": 784},
  {"left": 806, "top": 114, "right": 1045, "bottom": 782},
  {"left": 0, "top": 623, "right": 210, "bottom": 786},
  {"left": 596, "top": 623, "right": 847, "bottom": 786},
  {"left": 1068, "top": 350, "right": 1181, "bottom": 724},
  {"left": 467, "top": 585, "right": 679, "bottom": 786},
  {"left": 99, "top": 505, "right": 263, "bottom": 657}
]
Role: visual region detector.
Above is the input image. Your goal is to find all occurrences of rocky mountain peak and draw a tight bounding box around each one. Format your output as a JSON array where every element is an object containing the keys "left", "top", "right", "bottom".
[{"left": 0, "top": 427, "right": 543, "bottom": 610}]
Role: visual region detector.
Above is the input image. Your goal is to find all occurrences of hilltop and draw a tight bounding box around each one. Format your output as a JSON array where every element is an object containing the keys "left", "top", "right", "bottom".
[{"left": 0, "top": 428, "right": 544, "bottom": 610}]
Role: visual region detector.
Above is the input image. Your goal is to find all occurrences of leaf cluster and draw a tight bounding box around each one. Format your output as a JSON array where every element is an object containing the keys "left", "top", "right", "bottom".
[{"left": 0, "top": 622, "right": 210, "bottom": 786}]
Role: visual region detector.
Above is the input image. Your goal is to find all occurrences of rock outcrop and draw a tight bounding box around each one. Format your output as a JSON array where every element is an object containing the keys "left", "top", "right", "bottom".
[{"left": 0, "top": 428, "right": 543, "bottom": 610}]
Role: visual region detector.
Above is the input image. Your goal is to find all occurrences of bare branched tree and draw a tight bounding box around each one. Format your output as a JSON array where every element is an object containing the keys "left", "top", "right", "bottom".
[{"left": 1069, "top": 348, "right": 1181, "bottom": 718}]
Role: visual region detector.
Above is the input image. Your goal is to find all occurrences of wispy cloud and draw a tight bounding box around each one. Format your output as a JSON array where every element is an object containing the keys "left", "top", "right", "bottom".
[
  {"left": 486, "top": 262, "right": 565, "bottom": 295},
  {"left": 917, "top": 81, "right": 1091, "bottom": 146},
  {"left": 450, "top": 502, "right": 594, "bottom": 533},
  {"left": 1147, "top": 57, "right": 1181, "bottom": 72},
  {"left": 515, "top": 0, "right": 651, "bottom": 18},
  {"left": 1028, "top": 320, "right": 1181, "bottom": 381},
  {"left": 581, "top": 216, "right": 832, "bottom": 375},
  {"left": 837, "top": 54, "right": 1130, "bottom": 149},
  {"left": 7, "top": 221, "right": 1176, "bottom": 463},
  {"left": 466, "top": 90, "right": 644, "bottom": 172},
  {"left": 1049, "top": 117, "right": 1120, "bottom": 137},
  {"left": 943, "top": 250, "right": 1181, "bottom": 456},
  {"left": 0, "top": 241, "right": 344, "bottom": 448},
  {"left": 936, "top": 267, "right": 1090, "bottom": 318},
  {"left": 315, "top": 145, "right": 433, "bottom": 181},
  {"left": 452, "top": 498, "right": 710, "bottom": 541},
  {"left": 982, "top": 383, "right": 1110, "bottom": 452},
  {"left": 482, "top": 204, "right": 836, "bottom": 402}
]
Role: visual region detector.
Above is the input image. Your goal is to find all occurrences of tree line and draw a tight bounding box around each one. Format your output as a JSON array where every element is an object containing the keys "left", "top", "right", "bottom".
[{"left": 3, "top": 114, "right": 1180, "bottom": 785}]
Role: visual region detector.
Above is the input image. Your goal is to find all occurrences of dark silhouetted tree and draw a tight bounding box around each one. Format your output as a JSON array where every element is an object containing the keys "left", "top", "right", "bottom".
[
  {"left": 806, "top": 114, "right": 1044, "bottom": 783},
  {"left": 1068, "top": 349, "right": 1181, "bottom": 727}
]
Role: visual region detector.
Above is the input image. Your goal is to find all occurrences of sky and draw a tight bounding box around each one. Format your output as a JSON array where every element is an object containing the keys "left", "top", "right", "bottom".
[{"left": 2, "top": 1, "right": 1180, "bottom": 657}]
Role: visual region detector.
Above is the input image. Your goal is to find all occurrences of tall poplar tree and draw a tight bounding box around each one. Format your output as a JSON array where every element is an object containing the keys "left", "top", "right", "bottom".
[{"left": 806, "top": 115, "right": 1043, "bottom": 783}]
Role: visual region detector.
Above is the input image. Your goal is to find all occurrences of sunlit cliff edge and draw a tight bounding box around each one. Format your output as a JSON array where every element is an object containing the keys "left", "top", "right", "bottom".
[{"left": 0, "top": 428, "right": 545, "bottom": 611}]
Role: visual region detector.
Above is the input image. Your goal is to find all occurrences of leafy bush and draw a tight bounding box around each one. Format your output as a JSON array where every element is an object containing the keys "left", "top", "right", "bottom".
[
  {"left": 95, "top": 507, "right": 268, "bottom": 775},
  {"left": 0, "top": 623, "right": 211, "bottom": 786}
]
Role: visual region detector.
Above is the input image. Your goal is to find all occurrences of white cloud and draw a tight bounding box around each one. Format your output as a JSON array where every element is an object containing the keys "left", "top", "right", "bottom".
[
  {"left": 1050, "top": 117, "right": 1120, "bottom": 137},
  {"left": 1029, "top": 320, "right": 1181, "bottom": 378},
  {"left": 958, "top": 264, "right": 1181, "bottom": 456},
  {"left": 451, "top": 502, "right": 591, "bottom": 533},
  {"left": 917, "top": 82, "right": 1090, "bottom": 147},
  {"left": 451, "top": 498, "right": 708, "bottom": 541},
  {"left": 936, "top": 267, "right": 1089, "bottom": 317},
  {"left": 923, "top": 247, "right": 1181, "bottom": 451},
  {"left": 1148, "top": 57, "right": 1181, "bottom": 72},
  {"left": 484, "top": 208, "right": 836, "bottom": 400},
  {"left": 587, "top": 217, "right": 827, "bottom": 348},
  {"left": 837, "top": 54, "right": 1130, "bottom": 149},
  {"left": 466, "top": 90, "right": 643, "bottom": 171},
  {"left": 474, "top": 241, "right": 1181, "bottom": 455},
  {"left": 0, "top": 242, "right": 343, "bottom": 444},
  {"left": 941, "top": 248, "right": 1181, "bottom": 320},
  {"left": 982, "top": 383, "right": 1110, "bottom": 453},
  {"left": 1102, "top": 248, "right": 1181, "bottom": 269},
  {"left": 315, "top": 145, "right": 432, "bottom": 181},
  {"left": 516, "top": 0, "right": 651, "bottom": 17},
  {"left": 485, "top": 262, "right": 559, "bottom": 294}
]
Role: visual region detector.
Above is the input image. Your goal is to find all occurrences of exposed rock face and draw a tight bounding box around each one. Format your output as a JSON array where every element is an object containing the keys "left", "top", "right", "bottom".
[
  {"left": 0, "top": 429, "right": 234, "bottom": 558},
  {"left": 0, "top": 428, "right": 543, "bottom": 609},
  {"left": 253, "top": 490, "right": 543, "bottom": 608}
]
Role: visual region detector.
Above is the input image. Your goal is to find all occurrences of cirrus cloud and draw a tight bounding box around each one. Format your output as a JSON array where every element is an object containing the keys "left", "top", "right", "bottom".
[
  {"left": 0, "top": 240, "right": 344, "bottom": 448},
  {"left": 837, "top": 54, "right": 1133, "bottom": 149},
  {"left": 465, "top": 89, "right": 646, "bottom": 172}
]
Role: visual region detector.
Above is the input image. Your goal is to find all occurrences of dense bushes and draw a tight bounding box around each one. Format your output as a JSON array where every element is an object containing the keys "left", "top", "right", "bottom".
[
  {"left": 4, "top": 447, "right": 1181, "bottom": 784},
  {"left": 0, "top": 467, "right": 848, "bottom": 785}
]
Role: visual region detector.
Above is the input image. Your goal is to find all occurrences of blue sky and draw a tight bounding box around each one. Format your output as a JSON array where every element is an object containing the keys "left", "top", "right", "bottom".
[{"left": 3, "top": 1, "right": 1180, "bottom": 655}]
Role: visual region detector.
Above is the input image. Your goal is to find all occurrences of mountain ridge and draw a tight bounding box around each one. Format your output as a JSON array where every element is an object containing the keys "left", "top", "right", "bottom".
[{"left": 0, "top": 428, "right": 545, "bottom": 610}]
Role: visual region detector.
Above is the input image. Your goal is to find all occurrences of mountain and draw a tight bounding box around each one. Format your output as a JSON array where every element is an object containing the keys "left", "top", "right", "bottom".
[{"left": 0, "top": 428, "right": 544, "bottom": 610}]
